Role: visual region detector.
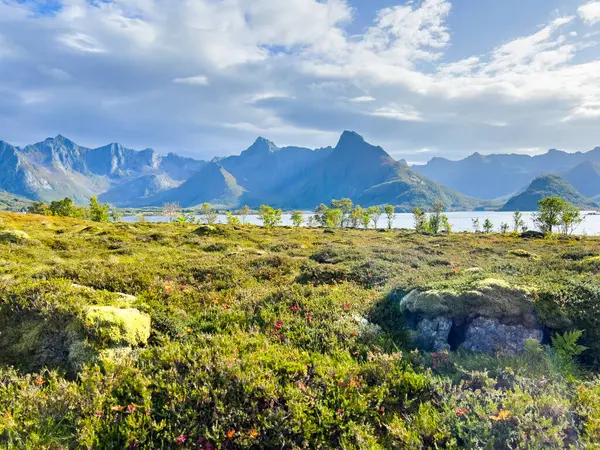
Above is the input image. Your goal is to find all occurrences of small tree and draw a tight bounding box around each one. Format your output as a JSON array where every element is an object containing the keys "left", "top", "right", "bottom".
[
  {"left": 239, "top": 205, "right": 251, "bottom": 224},
  {"left": 200, "top": 203, "right": 218, "bottom": 225},
  {"left": 49, "top": 197, "right": 77, "bottom": 217},
  {"left": 89, "top": 196, "right": 110, "bottom": 223},
  {"left": 27, "top": 202, "right": 50, "bottom": 215},
  {"left": 315, "top": 204, "right": 329, "bottom": 227},
  {"left": 360, "top": 209, "right": 371, "bottom": 229},
  {"left": 307, "top": 216, "right": 317, "bottom": 228},
  {"left": 384, "top": 205, "right": 396, "bottom": 230},
  {"left": 350, "top": 206, "right": 364, "bottom": 228},
  {"left": 226, "top": 212, "right": 241, "bottom": 226},
  {"left": 291, "top": 211, "right": 304, "bottom": 229},
  {"left": 367, "top": 206, "right": 383, "bottom": 229},
  {"left": 163, "top": 202, "right": 180, "bottom": 222},
  {"left": 412, "top": 207, "right": 428, "bottom": 233},
  {"left": 472, "top": 218, "right": 481, "bottom": 233},
  {"left": 428, "top": 201, "right": 445, "bottom": 235},
  {"left": 330, "top": 199, "right": 353, "bottom": 228},
  {"left": 483, "top": 218, "right": 494, "bottom": 233},
  {"left": 533, "top": 197, "right": 566, "bottom": 234},
  {"left": 558, "top": 202, "right": 583, "bottom": 236},
  {"left": 500, "top": 222, "right": 509, "bottom": 233},
  {"left": 111, "top": 208, "right": 123, "bottom": 223},
  {"left": 512, "top": 210, "right": 525, "bottom": 233},
  {"left": 441, "top": 215, "right": 452, "bottom": 234},
  {"left": 324, "top": 208, "right": 343, "bottom": 228},
  {"left": 258, "top": 205, "right": 282, "bottom": 229}
]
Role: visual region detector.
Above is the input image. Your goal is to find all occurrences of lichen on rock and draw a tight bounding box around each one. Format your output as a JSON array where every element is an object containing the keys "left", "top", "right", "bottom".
[
  {"left": 83, "top": 306, "right": 151, "bottom": 348},
  {"left": 0, "top": 230, "right": 30, "bottom": 244}
]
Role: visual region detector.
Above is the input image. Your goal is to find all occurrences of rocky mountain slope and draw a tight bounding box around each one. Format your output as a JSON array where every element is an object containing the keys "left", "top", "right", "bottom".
[
  {"left": 500, "top": 174, "right": 599, "bottom": 211},
  {"left": 0, "top": 135, "right": 205, "bottom": 204}
]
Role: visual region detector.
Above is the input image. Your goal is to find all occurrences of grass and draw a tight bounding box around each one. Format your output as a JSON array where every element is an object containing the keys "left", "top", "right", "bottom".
[{"left": 0, "top": 212, "right": 599, "bottom": 448}]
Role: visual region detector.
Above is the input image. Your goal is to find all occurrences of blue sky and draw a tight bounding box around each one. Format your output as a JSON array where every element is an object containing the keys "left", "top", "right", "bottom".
[{"left": 1, "top": 0, "right": 600, "bottom": 163}]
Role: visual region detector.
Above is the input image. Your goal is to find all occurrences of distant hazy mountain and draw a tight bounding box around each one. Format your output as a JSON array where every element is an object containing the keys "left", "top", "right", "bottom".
[
  {"left": 0, "top": 135, "right": 205, "bottom": 204},
  {"left": 99, "top": 174, "right": 182, "bottom": 206},
  {"left": 562, "top": 161, "right": 600, "bottom": 198},
  {"left": 269, "top": 131, "right": 479, "bottom": 211},
  {"left": 415, "top": 148, "right": 600, "bottom": 199},
  {"left": 219, "top": 137, "right": 333, "bottom": 197},
  {"left": 500, "top": 175, "right": 599, "bottom": 211},
  {"left": 140, "top": 162, "right": 246, "bottom": 208}
]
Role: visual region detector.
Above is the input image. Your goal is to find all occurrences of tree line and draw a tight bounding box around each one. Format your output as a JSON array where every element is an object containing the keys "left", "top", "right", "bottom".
[
  {"left": 26, "top": 195, "right": 585, "bottom": 236},
  {"left": 27, "top": 197, "right": 118, "bottom": 223}
]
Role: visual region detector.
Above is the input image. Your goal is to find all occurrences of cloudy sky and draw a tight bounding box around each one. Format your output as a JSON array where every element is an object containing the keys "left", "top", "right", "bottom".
[{"left": 1, "top": 0, "right": 600, "bottom": 162}]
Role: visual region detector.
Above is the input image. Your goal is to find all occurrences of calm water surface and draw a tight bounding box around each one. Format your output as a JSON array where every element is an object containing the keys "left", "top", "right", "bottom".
[{"left": 124, "top": 211, "right": 600, "bottom": 236}]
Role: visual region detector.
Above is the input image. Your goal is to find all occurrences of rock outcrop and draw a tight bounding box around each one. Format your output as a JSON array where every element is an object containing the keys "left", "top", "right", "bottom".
[
  {"left": 0, "top": 230, "right": 30, "bottom": 243},
  {"left": 399, "top": 278, "right": 544, "bottom": 355},
  {"left": 459, "top": 317, "right": 543, "bottom": 354}
]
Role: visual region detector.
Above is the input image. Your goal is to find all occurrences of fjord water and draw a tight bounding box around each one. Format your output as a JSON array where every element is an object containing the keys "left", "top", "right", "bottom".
[{"left": 125, "top": 211, "right": 600, "bottom": 235}]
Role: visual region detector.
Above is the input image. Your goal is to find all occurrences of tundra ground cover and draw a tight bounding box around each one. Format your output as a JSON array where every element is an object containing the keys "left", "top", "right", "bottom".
[{"left": 0, "top": 212, "right": 599, "bottom": 448}]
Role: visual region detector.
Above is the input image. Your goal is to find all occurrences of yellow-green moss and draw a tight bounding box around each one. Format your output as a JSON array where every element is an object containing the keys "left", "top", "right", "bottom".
[
  {"left": 83, "top": 306, "right": 151, "bottom": 348},
  {"left": 0, "top": 230, "right": 29, "bottom": 244}
]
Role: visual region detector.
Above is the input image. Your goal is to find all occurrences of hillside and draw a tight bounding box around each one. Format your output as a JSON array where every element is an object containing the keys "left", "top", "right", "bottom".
[
  {"left": 141, "top": 162, "right": 246, "bottom": 208},
  {"left": 415, "top": 147, "right": 600, "bottom": 199},
  {"left": 500, "top": 174, "right": 599, "bottom": 211},
  {"left": 0, "top": 212, "right": 599, "bottom": 448},
  {"left": 0, "top": 191, "right": 32, "bottom": 211},
  {"left": 271, "top": 131, "right": 479, "bottom": 211},
  {"left": 563, "top": 161, "right": 600, "bottom": 198}
]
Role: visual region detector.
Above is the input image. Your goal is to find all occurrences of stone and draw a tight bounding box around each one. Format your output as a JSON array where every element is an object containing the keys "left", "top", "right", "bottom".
[
  {"left": 352, "top": 314, "right": 382, "bottom": 336},
  {"left": 83, "top": 306, "right": 151, "bottom": 348},
  {"left": 0, "top": 230, "right": 30, "bottom": 243},
  {"left": 459, "top": 317, "right": 543, "bottom": 355},
  {"left": 192, "top": 225, "right": 225, "bottom": 236},
  {"left": 415, "top": 316, "right": 452, "bottom": 352},
  {"left": 521, "top": 230, "right": 545, "bottom": 239}
]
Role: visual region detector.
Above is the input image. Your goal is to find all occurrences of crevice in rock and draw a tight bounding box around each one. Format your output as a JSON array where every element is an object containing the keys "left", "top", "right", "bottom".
[{"left": 448, "top": 321, "right": 468, "bottom": 351}]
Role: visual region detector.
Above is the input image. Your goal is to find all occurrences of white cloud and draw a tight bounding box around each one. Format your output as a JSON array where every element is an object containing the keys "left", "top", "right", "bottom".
[
  {"left": 1, "top": 0, "right": 600, "bottom": 159},
  {"left": 369, "top": 105, "right": 423, "bottom": 122},
  {"left": 172, "top": 76, "right": 210, "bottom": 86},
  {"left": 579, "top": 1, "right": 600, "bottom": 25},
  {"left": 57, "top": 32, "right": 106, "bottom": 53},
  {"left": 349, "top": 96, "right": 376, "bottom": 103}
]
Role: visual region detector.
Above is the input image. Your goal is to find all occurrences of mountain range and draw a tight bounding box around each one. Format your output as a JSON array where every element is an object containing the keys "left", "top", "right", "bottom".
[
  {"left": 1, "top": 132, "right": 599, "bottom": 212},
  {"left": 414, "top": 148, "right": 600, "bottom": 200},
  {"left": 0, "top": 132, "right": 480, "bottom": 212}
]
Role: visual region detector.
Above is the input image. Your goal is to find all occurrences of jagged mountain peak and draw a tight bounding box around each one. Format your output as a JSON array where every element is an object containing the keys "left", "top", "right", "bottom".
[
  {"left": 334, "top": 131, "right": 389, "bottom": 161},
  {"left": 242, "top": 137, "right": 279, "bottom": 156},
  {"left": 336, "top": 130, "right": 366, "bottom": 147}
]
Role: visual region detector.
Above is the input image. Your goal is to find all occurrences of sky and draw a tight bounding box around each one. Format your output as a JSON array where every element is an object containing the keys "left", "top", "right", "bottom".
[{"left": 1, "top": 0, "right": 600, "bottom": 163}]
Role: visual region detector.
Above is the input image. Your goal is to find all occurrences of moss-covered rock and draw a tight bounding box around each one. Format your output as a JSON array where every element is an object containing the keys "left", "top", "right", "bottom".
[
  {"left": 399, "top": 278, "right": 544, "bottom": 354},
  {"left": 83, "top": 306, "right": 151, "bottom": 348},
  {"left": 400, "top": 278, "right": 537, "bottom": 327},
  {"left": 0, "top": 230, "right": 30, "bottom": 244}
]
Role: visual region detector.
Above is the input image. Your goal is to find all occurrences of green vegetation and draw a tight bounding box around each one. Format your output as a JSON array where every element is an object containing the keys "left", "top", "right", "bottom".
[
  {"left": 533, "top": 197, "right": 583, "bottom": 235},
  {"left": 412, "top": 201, "right": 450, "bottom": 234},
  {"left": 0, "top": 191, "right": 32, "bottom": 212},
  {"left": 1, "top": 205, "right": 600, "bottom": 448},
  {"left": 27, "top": 196, "right": 116, "bottom": 223}
]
